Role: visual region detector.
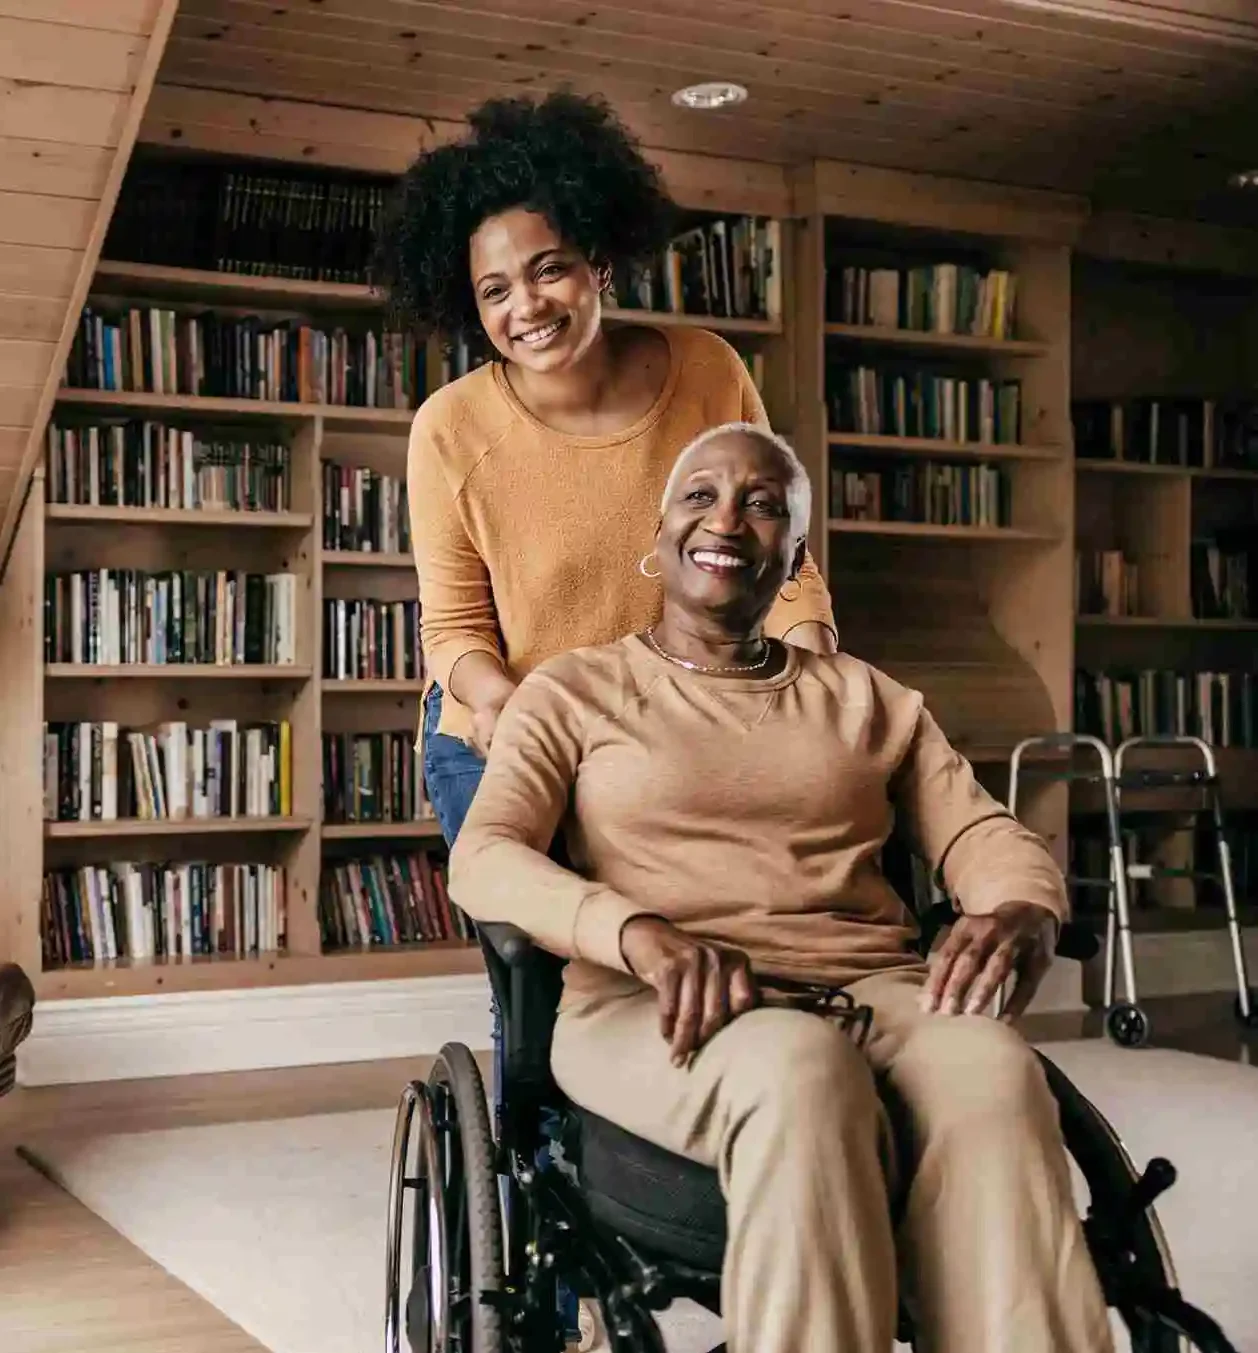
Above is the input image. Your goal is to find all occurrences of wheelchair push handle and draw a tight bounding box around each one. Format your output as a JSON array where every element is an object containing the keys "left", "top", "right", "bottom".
[{"left": 478, "top": 921, "right": 539, "bottom": 968}]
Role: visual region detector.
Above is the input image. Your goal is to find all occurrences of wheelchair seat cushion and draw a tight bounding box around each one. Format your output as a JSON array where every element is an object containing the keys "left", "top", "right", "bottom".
[{"left": 574, "top": 1107, "right": 727, "bottom": 1273}]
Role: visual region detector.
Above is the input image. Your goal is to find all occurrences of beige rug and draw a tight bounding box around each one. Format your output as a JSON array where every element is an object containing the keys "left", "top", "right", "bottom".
[{"left": 19, "top": 1040, "right": 1258, "bottom": 1353}]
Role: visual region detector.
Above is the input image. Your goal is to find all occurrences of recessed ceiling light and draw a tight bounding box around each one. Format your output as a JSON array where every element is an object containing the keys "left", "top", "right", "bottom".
[
  {"left": 671, "top": 81, "right": 748, "bottom": 111},
  {"left": 1229, "top": 169, "right": 1258, "bottom": 189}
]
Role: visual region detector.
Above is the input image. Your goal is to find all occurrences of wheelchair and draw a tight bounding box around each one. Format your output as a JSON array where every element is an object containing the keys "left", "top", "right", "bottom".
[{"left": 385, "top": 841, "right": 1240, "bottom": 1353}]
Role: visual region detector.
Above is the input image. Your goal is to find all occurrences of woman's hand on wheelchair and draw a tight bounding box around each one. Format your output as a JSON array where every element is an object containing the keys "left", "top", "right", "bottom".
[
  {"left": 919, "top": 900, "right": 1059, "bottom": 1022},
  {"left": 619, "top": 916, "right": 759, "bottom": 1067}
]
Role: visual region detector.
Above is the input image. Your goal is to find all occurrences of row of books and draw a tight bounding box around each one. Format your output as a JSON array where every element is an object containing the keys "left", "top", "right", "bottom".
[
  {"left": 608, "top": 216, "right": 782, "bottom": 321},
  {"left": 1072, "top": 398, "right": 1258, "bottom": 470},
  {"left": 830, "top": 460, "right": 1010, "bottom": 527},
  {"left": 104, "top": 155, "right": 393, "bottom": 283},
  {"left": 827, "top": 262, "right": 1018, "bottom": 340},
  {"left": 1076, "top": 548, "right": 1140, "bottom": 618},
  {"left": 322, "top": 460, "right": 410, "bottom": 555},
  {"left": 1192, "top": 538, "right": 1254, "bottom": 621},
  {"left": 46, "top": 420, "right": 292, "bottom": 512},
  {"left": 43, "top": 719, "right": 293, "bottom": 823},
  {"left": 44, "top": 569, "right": 298, "bottom": 667},
  {"left": 42, "top": 861, "right": 287, "bottom": 967},
  {"left": 322, "top": 731, "right": 431, "bottom": 825},
  {"left": 827, "top": 367, "right": 1023, "bottom": 445},
  {"left": 66, "top": 306, "right": 425, "bottom": 409},
  {"left": 1075, "top": 668, "right": 1257, "bottom": 749},
  {"left": 322, "top": 598, "right": 421, "bottom": 682},
  {"left": 318, "top": 852, "right": 471, "bottom": 951}
]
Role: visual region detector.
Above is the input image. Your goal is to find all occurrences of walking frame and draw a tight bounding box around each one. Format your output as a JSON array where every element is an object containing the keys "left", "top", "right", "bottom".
[{"left": 1007, "top": 732, "right": 1257, "bottom": 1047}]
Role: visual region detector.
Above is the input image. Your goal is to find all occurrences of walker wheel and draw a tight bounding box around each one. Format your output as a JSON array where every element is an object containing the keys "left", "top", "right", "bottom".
[
  {"left": 1105, "top": 1001, "right": 1151, "bottom": 1048},
  {"left": 1233, "top": 990, "right": 1258, "bottom": 1028}
]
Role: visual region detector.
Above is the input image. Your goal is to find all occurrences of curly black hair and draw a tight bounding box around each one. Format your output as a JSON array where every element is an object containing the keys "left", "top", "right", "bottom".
[{"left": 372, "top": 90, "right": 677, "bottom": 338}]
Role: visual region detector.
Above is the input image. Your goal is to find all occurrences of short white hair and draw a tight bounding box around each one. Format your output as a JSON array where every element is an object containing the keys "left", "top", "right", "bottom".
[{"left": 659, "top": 421, "right": 812, "bottom": 542}]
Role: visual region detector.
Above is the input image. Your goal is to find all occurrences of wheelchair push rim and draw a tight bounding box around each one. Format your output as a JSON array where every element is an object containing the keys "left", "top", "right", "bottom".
[{"left": 385, "top": 1046, "right": 506, "bottom": 1353}]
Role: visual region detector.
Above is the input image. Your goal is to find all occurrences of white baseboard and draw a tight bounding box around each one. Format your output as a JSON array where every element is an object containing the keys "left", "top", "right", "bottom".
[
  {"left": 17, "top": 973, "right": 494, "bottom": 1087},
  {"left": 17, "top": 927, "right": 1256, "bottom": 1087}
]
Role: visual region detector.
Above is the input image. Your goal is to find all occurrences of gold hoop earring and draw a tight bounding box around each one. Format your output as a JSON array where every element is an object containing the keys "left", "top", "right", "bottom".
[
  {"left": 639, "top": 552, "right": 661, "bottom": 579},
  {"left": 779, "top": 577, "right": 802, "bottom": 602}
]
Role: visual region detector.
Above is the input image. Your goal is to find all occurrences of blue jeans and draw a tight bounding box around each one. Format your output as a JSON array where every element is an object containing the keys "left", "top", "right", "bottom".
[
  {"left": 421, "top": 683, "right": 487, "bottom": 847},
  {"left": 420, "top": 683, "right": 578, "bottom": 1333}
]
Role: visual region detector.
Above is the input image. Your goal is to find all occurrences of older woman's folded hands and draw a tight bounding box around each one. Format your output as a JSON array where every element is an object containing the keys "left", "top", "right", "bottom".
[
  {"left": 919, "top": 899, "right": 1060, "bottom": 1022},
  {"left": 619, "top": 916, "right": 759, "bottom": 1067}
]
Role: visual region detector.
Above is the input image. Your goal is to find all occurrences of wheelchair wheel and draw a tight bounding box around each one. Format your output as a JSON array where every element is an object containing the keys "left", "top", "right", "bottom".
[
  {"left": 1038, "top": 1055, "right": 1184, "bottom": 1353},
  {"left": 385, "top": 1045, "right": 505, "bottom": 1353}
]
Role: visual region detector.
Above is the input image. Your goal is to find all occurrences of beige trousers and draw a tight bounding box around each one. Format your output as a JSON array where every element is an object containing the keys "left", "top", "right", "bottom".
[{"left": 551, "top": 967, "right": 1115, "bottom": 1353}]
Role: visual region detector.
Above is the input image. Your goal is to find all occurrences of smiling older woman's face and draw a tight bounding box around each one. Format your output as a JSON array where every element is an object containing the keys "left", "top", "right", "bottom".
[{"left": 655, "top": 429, "right": 806, "bottom": 628}]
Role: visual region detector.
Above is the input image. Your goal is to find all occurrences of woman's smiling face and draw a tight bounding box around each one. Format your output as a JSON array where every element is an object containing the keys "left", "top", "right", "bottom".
[
  {"left": 469, "top": 207, "right": 607, "bottom": 374},
  {"left": 655, "top": 430, "right": 805, "bottom": 628}
]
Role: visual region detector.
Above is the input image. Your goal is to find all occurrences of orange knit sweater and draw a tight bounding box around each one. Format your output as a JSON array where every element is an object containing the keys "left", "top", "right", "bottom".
[{"left": 407, "top": 326, "right": 836, "bottom": 744}]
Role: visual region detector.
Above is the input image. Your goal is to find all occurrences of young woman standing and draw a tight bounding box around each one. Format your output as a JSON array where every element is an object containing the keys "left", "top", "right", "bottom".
[{"left": 374, "top": 90, "right": 837, "bottom": 846}]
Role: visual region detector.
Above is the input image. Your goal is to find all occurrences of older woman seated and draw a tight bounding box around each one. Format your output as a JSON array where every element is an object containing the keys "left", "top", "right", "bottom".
[{"left": 447, "top": 422, "right": 1114, "bottom": 1353}]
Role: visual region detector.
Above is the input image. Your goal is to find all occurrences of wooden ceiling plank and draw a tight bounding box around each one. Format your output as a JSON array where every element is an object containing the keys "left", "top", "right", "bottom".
[
  {"left": 165, "top": 8, "right": 1234, "bottom": 130},
  {"left": 325, "top": 0, "right": 1258, "bottom": 80},
  {"left": 0, "top": 138, "right": 114, "bottom": 199},
  {"left": 0, "top": 339, "right": 56, "bottom": 388},
  {"left": 0, "top": 84, "right": 130, "bottom": 149},
  {"left": 179, "top": 0, "right": 1258, "bottom": 105},
  {"left": 0, "top": 17, "right": 146, "bottom": 93},
  {"left": 0, "top": 294, "right": 66, "bottom": 343},
  {"left": 0, "top": 244, "right": 81, "bottom": 300},
  {"left": 0, "top": 191, "right": 96, "bottom": 251},
  {"left": 160, "top": 31, "right": 1175, "bottom": 148},
  {"left": 0, "top": 0, "right": 164, "bottom": 35}
]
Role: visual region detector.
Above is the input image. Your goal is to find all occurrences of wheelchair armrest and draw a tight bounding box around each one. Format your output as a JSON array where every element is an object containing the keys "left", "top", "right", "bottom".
[
  {"left": 477, "top": 921, "right": 540, "bottom": 968},
  {"left": 921, "top": 902, "right": 1099, "bottom": 963}
]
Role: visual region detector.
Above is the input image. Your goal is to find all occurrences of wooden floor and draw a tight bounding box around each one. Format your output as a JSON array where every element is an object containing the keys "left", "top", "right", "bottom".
[{"left": 0, "top": 1002, "right": 1252, "bottom": 1353}]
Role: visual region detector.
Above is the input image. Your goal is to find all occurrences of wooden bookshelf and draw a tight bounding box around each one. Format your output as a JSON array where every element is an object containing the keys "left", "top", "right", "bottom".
[{"left": 9, "top": 137, "right": 1258, "bottom": 997}]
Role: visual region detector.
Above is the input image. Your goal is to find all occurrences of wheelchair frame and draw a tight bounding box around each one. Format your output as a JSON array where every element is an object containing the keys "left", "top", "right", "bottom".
[{"left": 388, "top": 884, "right": 1241, "bottom": 1353}]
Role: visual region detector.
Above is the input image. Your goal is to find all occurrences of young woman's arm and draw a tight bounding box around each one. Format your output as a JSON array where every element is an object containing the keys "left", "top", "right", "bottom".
[{"left": 408, "top": 411, "right": 516, "bottom": 739}]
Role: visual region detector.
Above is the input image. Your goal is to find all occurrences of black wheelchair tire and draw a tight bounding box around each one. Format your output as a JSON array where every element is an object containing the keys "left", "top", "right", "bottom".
[
  {"left": 426, "top": 1043, "right": 506, "bottom": 1353},
  {"left": 1037, "top": 1054, "right": 1183, "bottom": 1353}
]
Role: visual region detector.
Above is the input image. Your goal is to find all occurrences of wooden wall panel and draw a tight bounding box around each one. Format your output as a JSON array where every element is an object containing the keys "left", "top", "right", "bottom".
[
  {"left": 0, "top": 0, "right": 180, "bottom": 581},
  {"left": 138, "top": 83, "right": 794, "bottom": 216}
]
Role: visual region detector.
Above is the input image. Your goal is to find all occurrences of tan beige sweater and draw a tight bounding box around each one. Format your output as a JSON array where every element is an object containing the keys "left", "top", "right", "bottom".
[
  {"left": 407, "top": 326, "right": 835, "bottom": 745},
  {"left": 449, "top": 636, "right": 1069, "bottom": 1005}
]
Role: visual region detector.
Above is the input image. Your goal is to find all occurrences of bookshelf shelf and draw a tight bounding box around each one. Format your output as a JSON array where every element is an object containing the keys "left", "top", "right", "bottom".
[
  {"left": 92, "top": 259, "right": 386, "bottom": 310},
  {"left": 828, "top": 519, "right": 1057, "bottom": 542},
  {"left": 322, "top": 821, "right": 444, "bottom": 840},
  {"left": 604, "top": 306, "right": 781, "bottom": 336},
  {"left": 55, "top": 388, "right": 416, "bottom": 429},
  {"left": 827, "top": 432, "right": 1061, "bottom": 462},
  {"left": 824, "top": 322, "right": 1048, "bottom": 357},
  {"left": 1075, "top": 459, "right": 1258, "bottom": 483},
  {"left": 321, "top": 678, "right": 424, "bottom": 694},
  {"left": 35, "top": 942, "right": 484, "bottom": 1000},
  {"left": 45, "top": 664, "right": 311, "bottom": 680},
  {"left": 45, "top": 816, "right": 314, "bottom": 840},
  {"left": 46, "top": 504, "right": 313, "bottom": 529},
  {"left": 321, "top": 550, "right": 413, "bottom": 569}
]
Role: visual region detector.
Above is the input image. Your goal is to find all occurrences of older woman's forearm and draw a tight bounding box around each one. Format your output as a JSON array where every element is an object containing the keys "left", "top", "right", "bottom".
[
  {"left": 449, "top": 828, "right": 649, "bottom": 973},
  {"left": 940, "top": 815, "right": 1069, "bottom": 926}
]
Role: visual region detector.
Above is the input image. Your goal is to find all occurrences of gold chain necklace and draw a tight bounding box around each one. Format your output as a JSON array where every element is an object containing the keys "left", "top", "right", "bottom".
[{"left": 644, "top": 627, "right": 771, "bottom": 675}]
